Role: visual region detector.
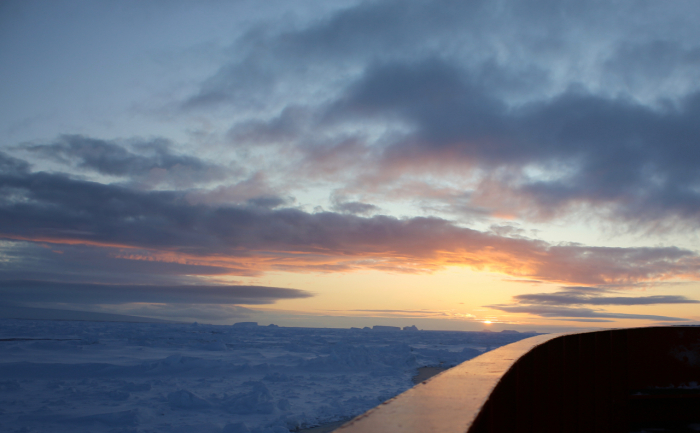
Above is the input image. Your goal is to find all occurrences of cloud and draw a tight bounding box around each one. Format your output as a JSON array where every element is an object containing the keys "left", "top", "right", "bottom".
[
  {"left": 0, "top": 280, "right": 312, "bottom": 305},
  {"left": 333, "top": 58, "right": 700, "bottom": 226},
  {"left": 191, "top": 0, "right": 700, "bottom": 111},
  {"left": 331, "top": 200, "right": 379, "bottom": 215},
  {"left": 344, "top": 309, "right": 478, "bottom": 319},
  {"left": 603, "top": 40, "right": 700, "bottom": 99},
  {"left": 0, "top": 151, "right": 30, "bottom": 174},
  {"left": 228, "top": 105, "right": 311, "bottom": 145},
  {"left": 2, "top": 153, "right": 700, "bottom": 285},
  {"left": 179, "top": 0, "right": 700, "bottom": 230},
  {"left": 330, "top": 193, "right": 379, "bottom": 215},
  {"left": 486, "top": 304, "right": 690, "bottom": 322},
  {"left": 106, "top": 303, "right": 256, "bottom": 323},
  {"left": 513, "top": 291, "right": 700, "bottom": 306},
  {"left": 486, "top": 286, "right": 699, "bottom": 322},
  {"left": 0, "top": 240, "right": 243, "bottom": 285},
  {"left": 20, "top": 135, "right": 230, "bottom": 188},
  {"left": 184, "top": 171, "right": 291, "bottom": 208}
]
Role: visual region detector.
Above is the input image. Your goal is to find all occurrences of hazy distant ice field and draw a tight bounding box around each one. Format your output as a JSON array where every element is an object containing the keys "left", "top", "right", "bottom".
[{"left": 0, "top": 319, "right": 535, "bottom": 433}]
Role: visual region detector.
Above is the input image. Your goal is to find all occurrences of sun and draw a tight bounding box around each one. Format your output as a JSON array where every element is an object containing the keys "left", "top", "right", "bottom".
[{"left": 483, "top": 320, "right": 492, "bottom": 324}]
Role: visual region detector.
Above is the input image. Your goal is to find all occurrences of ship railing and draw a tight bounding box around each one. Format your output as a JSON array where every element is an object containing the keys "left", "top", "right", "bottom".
[{"left": 335, "top": 326, "right": 700, "bottom": 433}]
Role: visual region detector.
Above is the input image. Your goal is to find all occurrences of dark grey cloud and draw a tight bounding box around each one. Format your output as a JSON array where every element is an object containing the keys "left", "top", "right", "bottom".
[
  {"left": 2, "top": 153, "right": 700, "bottom": 284},
  {"left": 0, "top": 280, "right": 311, "bottom": 305},
  {"left": 0, "top": 304, "right": 180, "bottom": 323},
  {"left": 184, "top": 0, "right": 476, "bottom": 108},
  {"left": 332, "top": 200, "right": 378, "bottom": 215},
  {"left": 486, "top": 304, "right": 690, "bottom": 322},
  {"left": 487, "top": 286, "right": 698, "bottom": 322},
  {"left": 329, "top": 57, "right": 700, "bottom": 226},
  {"left": 513, "top": 291, "right": 700, "bottom": 306},
  {"left": 106, "top": 303, "right": 255, "bottom": 322},
  {"left": 333, "top": 58, "right": 506, "bottom": 150},
  {"left": 603, "top": 40, "right": 700, "bottom": 96},
  {"left": 0, "top": 151, "right": 30, "bottom": 174},
  {"left": 0, "top": 241, "right": 242, "bottom": 285},
  {"left": 21, "top": 135, "right": 229, "bottom": 188},
  {"left": 185, "top": 0, "right": 577, "bottom": 112},
  {"left": 186, "top": 0, "right": 700, "bottom": 229},
  {"left": 229, "top": 106, "right": 311, "bottom": 145},
  {"left": 246, "top": 195, "right": 290, "bottom": 209},
  {"left": 190, "top": 0, "right": 700, "bottom": 109},
  {"left": 330, "top": 193, "right": 379, "bottom": 215}
]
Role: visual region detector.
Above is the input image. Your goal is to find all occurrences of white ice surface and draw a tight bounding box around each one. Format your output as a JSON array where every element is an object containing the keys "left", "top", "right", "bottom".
[{"left": 0, "top": 319, "right": 535, "bottom": 433}]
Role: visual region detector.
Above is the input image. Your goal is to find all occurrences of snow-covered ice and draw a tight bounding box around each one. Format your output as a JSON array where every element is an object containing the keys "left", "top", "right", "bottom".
[{"left": 0, "top": 319, "right": 537, "bottom": 433}]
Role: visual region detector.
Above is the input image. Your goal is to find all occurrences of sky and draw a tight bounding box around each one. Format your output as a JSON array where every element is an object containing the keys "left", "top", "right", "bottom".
[{"left": 2, "top": 0, "right": 700, "bottom": 331}]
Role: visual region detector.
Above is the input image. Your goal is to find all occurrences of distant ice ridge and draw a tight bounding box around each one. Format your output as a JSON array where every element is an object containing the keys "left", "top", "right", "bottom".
[{"left": 0, "top": 319, "right": 536, "bottom": 433}]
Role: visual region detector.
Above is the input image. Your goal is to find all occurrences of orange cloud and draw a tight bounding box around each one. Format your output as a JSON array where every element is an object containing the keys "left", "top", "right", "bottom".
[
  {"left": 8, "top": 225, "right": 699, "bottom": 287},
  {"left": 2, "top": 165, "right": 699, "bottom": 286}
]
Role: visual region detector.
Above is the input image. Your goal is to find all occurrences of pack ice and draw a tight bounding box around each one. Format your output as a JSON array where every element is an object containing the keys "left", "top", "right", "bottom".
[{"left": 0, "top": 319, "right": 535, "bottom": 433}]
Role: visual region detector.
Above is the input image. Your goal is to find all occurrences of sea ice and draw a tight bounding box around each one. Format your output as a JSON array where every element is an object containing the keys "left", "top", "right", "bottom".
[{"left": 0, "top": 319, "right": 536, "bottom": 432}]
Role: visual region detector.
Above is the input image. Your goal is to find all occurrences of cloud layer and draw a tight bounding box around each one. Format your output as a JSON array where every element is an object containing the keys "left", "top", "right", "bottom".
[
  {"left": 0, "top": 280, "right": 311, "bottom": 305},
  {"left": 188, "top": 0, "right": 700, "bottom": 230},
  {"left": 20, "top": 135, "right": 230, "bottom": 188},
  {"left": 487, "top": 286, "right": 699, "bottom": 322},
  {"left": 2, "top": 151, "right": 700, "bottom": 287}
]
